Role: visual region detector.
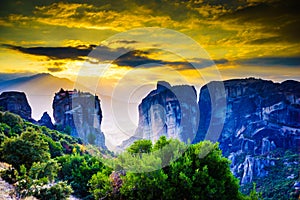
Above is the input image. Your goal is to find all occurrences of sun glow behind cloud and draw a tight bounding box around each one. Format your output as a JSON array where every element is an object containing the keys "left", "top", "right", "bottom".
[{"left": 0, "top": 0, "right": 299, "bottom": 78}]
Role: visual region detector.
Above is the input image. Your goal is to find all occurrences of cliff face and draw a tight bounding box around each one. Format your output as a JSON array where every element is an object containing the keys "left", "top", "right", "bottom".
[
  {"left": 52, "top": 89, "right": 106, "bottom": 149},
  {"left": 127, "top": 78, "right": 299, "bottom": 184},
  {"left": 195, "top": 78, "right": 300, "bottom": 184},
  {"left": 0, "top": 91, "right": 32, "bottom": 120},
  {"left": 121, "top": 81, "right": 199, "bottom": 148}
]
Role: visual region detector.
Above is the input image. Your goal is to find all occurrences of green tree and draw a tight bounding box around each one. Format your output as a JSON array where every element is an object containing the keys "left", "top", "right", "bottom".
[
  {"left": 163, "top": 141, "right": 244, "bottom": 199},
  {"left": 42, "top": 135, "right": 64, "bottom": 158},
  {"left": 64, "top": 125, "right": 72, "bottom": 135},
  {"left": 107, "top": 139, "right": 245, "bottom": 200},
  {"left": 29, "top": 159, "right": 60, "bottom": 182},
  {"left": 56, "top": 154, "right": 107, "bottom": 198},
  {"left": 153, "top": 135, "right": 170, "bottom": 150},
  {"left": 89, "top": 168, "right": 114, "bottom": 200},
  {"left": 120, "top": 169, "right": 168, "bottom": 200},
  {"left": 0, "top": 132, "right": 6, "bottom": 146},
  {"left": 248, "top": 183, "right": 263, "bottom": 200},
  {"left": 127, "top": 139, "right": 152, "bottom": 154},
  {"left": 0, "top": 123, "right": 12, "bottom": 137},
  {"left": 0, "top": 127, "right": 50, "bottom": 169}
]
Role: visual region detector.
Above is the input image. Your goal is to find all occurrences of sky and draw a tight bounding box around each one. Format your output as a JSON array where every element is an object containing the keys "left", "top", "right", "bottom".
[
  {"left": 0, "top": 0, "right": 299, "bottom": 81},
  {"left": 0, "top": 0, "right": 299, "bottom": 148}
]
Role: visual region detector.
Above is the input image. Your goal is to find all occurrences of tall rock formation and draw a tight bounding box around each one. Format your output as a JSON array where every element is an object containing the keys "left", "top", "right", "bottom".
[
  {"left": 119, "top": 78, "right": 299, "bottom": 184},
  {"left": 37, "top": 112, "right": 54, "bottom": 129},
  {"left": 52, "top": 89, "right": 106, "bottom": 149},
  {"left": 0, "top": 91, "right": 32, "bottom": 120},
  {"left": 121, "top": 81, "right": 199, "bottom": 148},
  {"left": 195, "top": 78, "right": 300, "bottom": 184}
]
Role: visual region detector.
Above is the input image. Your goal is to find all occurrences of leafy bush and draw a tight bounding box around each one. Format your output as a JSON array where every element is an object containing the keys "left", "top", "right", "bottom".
[
  {"left": 241, "top": 148, "right": 299, "bottom": 200},
  {"left": 127, "top": 139, "right": 153, "bottom": 154},
  {"left": 90, "top": 137, "right": 247, "bottom": 200},
  {"left": 0, "top": 167, "right": 18, "bottom": 184},
  {"left": 29, "top": 160, "right": 60, "bottom": 182},
  {"left": 0, "top": 132, "right": 6, "bottom": 146},
  {"left": 0, "top": 111, "right": 272, "bottom": 200},
  {"left": 0, "top": 127, "right": 50, "bottom": 169},
  {"left": 56, "top": 153, "right": 108, "bottom": 198},
  {"left": 0, "top": 123, "right": 12, "bottom": 137},
  {"left": 33, "top": 181, "right": 73, "bottom": 200},
  {"left": 10, "top": 162, "right": 69, "bottom": 199},
  {"left": 89, "top": 168, "right": 114, "bottom": 200},
  {"left": 1, "top": 111, "right": 23, "bottom": 128},
  {"left": 41, "top": 135, "right": 64, "bottom": 158}
]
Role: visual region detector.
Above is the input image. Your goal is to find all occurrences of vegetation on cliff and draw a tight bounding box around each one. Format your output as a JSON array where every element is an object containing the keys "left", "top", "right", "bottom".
[{"left": 0, "top": 111, "right": 294, "bottom": 199}]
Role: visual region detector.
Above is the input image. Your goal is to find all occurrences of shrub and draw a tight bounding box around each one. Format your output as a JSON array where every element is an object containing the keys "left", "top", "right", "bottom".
[
  {"left": 33, "top": 181, "right": 73, "bottom": 200},
  {"left": 1, "top": 112, "right": 23, "bottom": 128},
  {"left": 0, "top": 127, "right": 50, "bottom": 169}
]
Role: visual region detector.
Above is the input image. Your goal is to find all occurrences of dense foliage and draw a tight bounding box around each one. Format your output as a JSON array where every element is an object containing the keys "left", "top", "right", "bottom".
[
  {"left": 0, "top": 111, "right": 82, "bottom": 199},
  {"left": 1, "top": 128, "right": 50, "bottom": 169},
  {"left": 0, "top": 111, "right": 286, "bottom": 200},
  {"left": 89, "top": 137, "right": 247, "bottom": 200},
  {"left": 56, "top": 153, "right": 109, "bottom": 199}
]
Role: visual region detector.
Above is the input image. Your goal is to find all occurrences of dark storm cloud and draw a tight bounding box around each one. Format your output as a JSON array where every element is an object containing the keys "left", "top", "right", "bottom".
[
  {"left": 3, "top": 43, "right": 228, "bottom": 69},
  {"left": 113, "top": 50, "right": 228, "bottom": 69},
  {"left": 113, "top": 50, "right": 163, "bottom": 67},
  {"left": 3, "top": 44, "right": 94, "bottom": 60},
  {"left": 237, "top": 57, "right": 300, "bottom": 67},
  {"left": 2, "top": 44, "right": 130, "bottom": 62}
]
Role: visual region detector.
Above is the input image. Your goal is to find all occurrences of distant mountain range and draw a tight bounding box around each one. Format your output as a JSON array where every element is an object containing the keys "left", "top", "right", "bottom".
[
  {"left": 0, "top": 73, "right": 76, "bottom": 93},
  {"left": 0, "top": 72, "right": 34, "bottom": 82}
]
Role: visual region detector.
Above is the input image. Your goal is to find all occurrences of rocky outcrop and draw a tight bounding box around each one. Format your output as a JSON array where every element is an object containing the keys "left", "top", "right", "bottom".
[
  {"left": 52, "top": 89, "right": 106, "bottom": 149},
  {"left": 120, "top": 81, "right": 199, "bottom": 149},
  {"left": 195, "top": 78, "right": 300, "bottom": 184},
  {"left": 37, "top": 112, "right": 54, "bottom": 129},
  {"left": 119, "top": 78, "right": 299, "bottom": 184},
  {"left": 0, "top": 91, "right": 32, "bottom": 120},
  {"left": 240, "top": 155, "right": 275, "bottom": 184}
]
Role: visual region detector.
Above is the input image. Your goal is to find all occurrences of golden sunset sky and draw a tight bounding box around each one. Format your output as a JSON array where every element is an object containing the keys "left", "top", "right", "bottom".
[{"left": 0, "top": 0, "right": 299, "bottom": 84}]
